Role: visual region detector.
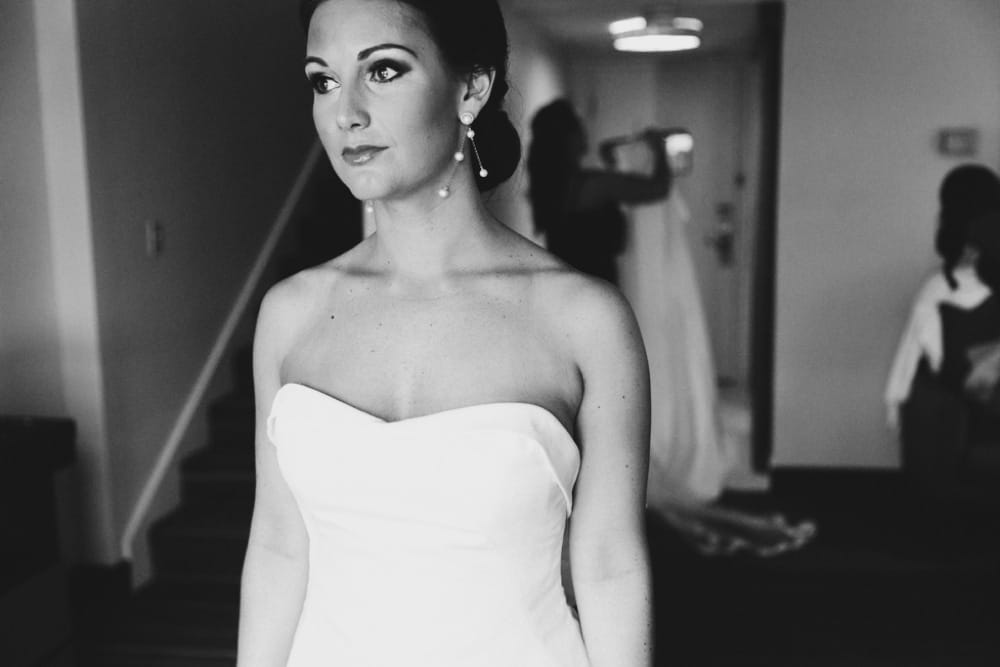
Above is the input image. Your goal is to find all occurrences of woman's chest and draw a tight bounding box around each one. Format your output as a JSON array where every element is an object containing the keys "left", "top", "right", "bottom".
[{"left": 280, "top": 293, "right": 579, "bottom": 418}]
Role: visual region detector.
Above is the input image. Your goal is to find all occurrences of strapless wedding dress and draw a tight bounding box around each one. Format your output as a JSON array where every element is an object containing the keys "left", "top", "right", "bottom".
[{"left": 267, "top": 383, "right": 590, "bottom": 666}]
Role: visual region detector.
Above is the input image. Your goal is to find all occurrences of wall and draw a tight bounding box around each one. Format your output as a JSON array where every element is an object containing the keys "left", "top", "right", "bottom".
[
  {"left": 3, "top": 0, "right": 119, "bottom": 563},
  {"left": 74, "top": 0, "right": 315, "bottom": 556},
  {"left": 487, "top": 4, "right": 570, "bottom": 241},
  {"left": 773, "top": 0, "right": 1000, "bottom": 466},
  {"left": 0, "top": 2, "right": 64, "bottom": 415}
]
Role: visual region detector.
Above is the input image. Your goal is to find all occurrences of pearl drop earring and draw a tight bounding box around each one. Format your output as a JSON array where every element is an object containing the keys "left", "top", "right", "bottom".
[
  {"left": 460, "top": 112, "right": 488, "bottom": 179},
  {"left": 451, "top": 112, "right": 472, "bottom": 167},
  {"left": 437, "top": 113, "right": 488, "bottom": 199}
]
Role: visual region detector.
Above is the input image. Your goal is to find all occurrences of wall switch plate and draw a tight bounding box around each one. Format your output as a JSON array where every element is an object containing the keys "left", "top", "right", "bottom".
[
  {"left": 145, "top": 219, "right": 164, "bottom": 258},
  {"left": 937, "top": 127, "right": 978, "bottom": 157}
]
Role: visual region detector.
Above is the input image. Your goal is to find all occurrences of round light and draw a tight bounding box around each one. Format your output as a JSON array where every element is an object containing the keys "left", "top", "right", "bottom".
[{"left": 614, "top": 34, "right": 701, "bottom": 53}]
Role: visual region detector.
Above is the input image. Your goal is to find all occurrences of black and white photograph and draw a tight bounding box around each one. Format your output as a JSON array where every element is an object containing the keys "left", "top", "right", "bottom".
[{"left": 3, "top": 1, "right": 999, "bottom": 665}]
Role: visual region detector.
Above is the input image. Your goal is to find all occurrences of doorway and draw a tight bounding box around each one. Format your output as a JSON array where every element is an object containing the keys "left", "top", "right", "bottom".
[{"left": 564, "top": 2, "right": 782, "bottom": 489}]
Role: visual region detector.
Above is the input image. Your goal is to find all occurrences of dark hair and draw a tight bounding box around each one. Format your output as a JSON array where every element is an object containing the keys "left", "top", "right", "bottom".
[
  {"left": 527, "top": 99, "right": 586, "bottom": 234},
  {"left": 935, "top": 164, "right": 1000, "bottom": 289},
  {"left": 299, "top": 0, "right": 520, "bottom": 191},
  {"left": 968, "top": 210, "right": 1000, "bottom": 292}
]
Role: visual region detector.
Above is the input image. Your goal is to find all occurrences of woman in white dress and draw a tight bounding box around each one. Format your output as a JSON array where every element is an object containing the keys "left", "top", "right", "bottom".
[{"left": 236, "top": 1, "right": 653, "bottom": 665}]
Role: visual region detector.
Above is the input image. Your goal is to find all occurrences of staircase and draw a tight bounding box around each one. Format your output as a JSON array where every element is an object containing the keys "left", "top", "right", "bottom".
[{"left": 76, "top": 160, "right": 361, "bottom": 667}]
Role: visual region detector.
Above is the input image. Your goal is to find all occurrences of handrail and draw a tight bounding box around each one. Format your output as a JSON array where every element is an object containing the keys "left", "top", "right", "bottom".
[{"left": 120, "top": 141, "right": 324, "bottom": 561}]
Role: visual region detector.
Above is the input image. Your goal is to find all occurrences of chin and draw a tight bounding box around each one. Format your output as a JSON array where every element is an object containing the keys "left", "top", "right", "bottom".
[{"left": 333, "top": 169, "right": 390, "bottom": 202}]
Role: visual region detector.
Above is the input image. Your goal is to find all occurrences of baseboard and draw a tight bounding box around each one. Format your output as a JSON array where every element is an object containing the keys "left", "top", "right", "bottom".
[{"left": 770, "top": 465, "right": 904, "bottom": 486}]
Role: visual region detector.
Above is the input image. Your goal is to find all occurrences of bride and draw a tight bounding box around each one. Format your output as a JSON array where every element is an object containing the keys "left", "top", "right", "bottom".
[{"left": 236, "top": 0, "right": 653, "bottom": 665}]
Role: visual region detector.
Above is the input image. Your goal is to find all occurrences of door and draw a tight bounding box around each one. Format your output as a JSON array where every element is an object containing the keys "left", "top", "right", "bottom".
[
  {"left": 568, "top": 45, "right": 771, "bottom": 487},
  {"left": 655, "top": 55, "right": 762, "bottom": 388}
]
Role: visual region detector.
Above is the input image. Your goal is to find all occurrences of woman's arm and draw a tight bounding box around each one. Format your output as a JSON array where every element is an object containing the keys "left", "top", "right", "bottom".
[
  {"left": 564, "top": 280, "right": 653, "bottom": 667},
  {"left": 237, "top": 285, "right": 310, "bottom": 666},
  {"left": 582, "top": 130, "right": 672, "bottom": 208}
]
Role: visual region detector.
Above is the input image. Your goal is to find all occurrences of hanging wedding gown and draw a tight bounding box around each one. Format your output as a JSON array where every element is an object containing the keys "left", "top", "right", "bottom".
[
  {"left": 613, "top": 142, "right": 815, "bottom": 556},
  {"left": 618, "top": 188, "right": 732, "bottom": 505},
  {"left": 610, "top": 135, "right": 732, "bottom": 504}
]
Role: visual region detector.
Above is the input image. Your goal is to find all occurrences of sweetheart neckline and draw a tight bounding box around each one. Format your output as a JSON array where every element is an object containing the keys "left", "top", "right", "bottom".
[{"left": 276, "top": 382, "right": 576, "bottom": 440}]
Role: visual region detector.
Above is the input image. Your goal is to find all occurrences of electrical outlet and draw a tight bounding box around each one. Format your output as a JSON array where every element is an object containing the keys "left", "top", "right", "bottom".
[{"left": 145, "top": 219, "right": 164, "bottom": 258}]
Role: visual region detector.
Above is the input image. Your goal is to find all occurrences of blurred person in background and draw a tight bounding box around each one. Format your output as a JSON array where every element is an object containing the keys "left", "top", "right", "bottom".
[{"left": 885, "top": 164, "right": 1000, "bottom": 428}]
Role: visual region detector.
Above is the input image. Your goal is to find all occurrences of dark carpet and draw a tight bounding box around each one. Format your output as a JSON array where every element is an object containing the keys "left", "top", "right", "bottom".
[{"left": 648, "top": 469, "right": 1000, "bottom": 666}]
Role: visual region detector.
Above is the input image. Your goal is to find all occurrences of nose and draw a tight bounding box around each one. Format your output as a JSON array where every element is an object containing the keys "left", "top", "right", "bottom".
[{"left": 336, "top": 83, "right": 370, "bottom": 131}]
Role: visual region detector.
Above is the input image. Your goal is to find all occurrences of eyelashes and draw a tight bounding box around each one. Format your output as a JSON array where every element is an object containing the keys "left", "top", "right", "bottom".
[
  {"left": 368, "top": 59, "right": 408, "bottom": 83},
  {"left": 308, "top": 72, "right": 337, "bottom": 94},
  {"left": 306, "top": 59, "right": 410, "bottom": 95}
]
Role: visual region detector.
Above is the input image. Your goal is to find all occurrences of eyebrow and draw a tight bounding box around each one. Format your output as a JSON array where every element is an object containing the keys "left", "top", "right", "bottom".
[
  {"left": 358, "top": 43, "right": 417, "bottom": 60},
  {"left": 304, "top": 43, "right": 417, "bottom": 68}
]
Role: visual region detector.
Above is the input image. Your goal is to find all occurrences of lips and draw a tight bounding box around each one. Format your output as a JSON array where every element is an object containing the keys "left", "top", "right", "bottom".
[{"left": 342, "top": 145, "right": 387, "bottom": 165}]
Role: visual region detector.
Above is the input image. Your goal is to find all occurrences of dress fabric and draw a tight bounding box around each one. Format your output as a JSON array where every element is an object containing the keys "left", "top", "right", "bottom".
[
  {"left": 617, "top": 187, "right": 731, "bottom": 504},
  {"left": 267, "top": 382, "right": 590, "bottom": 667}
]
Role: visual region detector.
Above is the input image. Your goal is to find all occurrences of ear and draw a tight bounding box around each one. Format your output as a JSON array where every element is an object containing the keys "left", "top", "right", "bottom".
[{"left": 458, "top": 68, "right": 496, "bottom": 118}]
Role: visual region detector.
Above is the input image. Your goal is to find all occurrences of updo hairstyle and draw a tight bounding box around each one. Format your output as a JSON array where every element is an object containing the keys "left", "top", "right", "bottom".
[
  {"left": 935, "top": 164, "right": 1000, "bottom": 289},
  {"left": 299, "top": 0, "right": 521, "bottom": 191}
]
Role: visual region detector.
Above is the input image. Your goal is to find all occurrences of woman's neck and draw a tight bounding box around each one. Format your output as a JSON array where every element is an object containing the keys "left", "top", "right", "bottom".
[{"left": 366, "top": 179, "right": 499, "bottom": 290}]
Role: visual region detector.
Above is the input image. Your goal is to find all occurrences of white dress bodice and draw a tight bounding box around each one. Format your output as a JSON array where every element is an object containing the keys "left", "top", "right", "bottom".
[{"left": 267, "top": 383, "right": 590, "bottom": 666}]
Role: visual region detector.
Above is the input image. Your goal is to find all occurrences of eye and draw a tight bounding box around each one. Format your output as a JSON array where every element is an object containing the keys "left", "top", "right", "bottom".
[
  {"left": 369, "top": 60, "right": 405, "bottom": 84},
  {"left": 307, "top": 72, "right": 339, "bottom": 95}
]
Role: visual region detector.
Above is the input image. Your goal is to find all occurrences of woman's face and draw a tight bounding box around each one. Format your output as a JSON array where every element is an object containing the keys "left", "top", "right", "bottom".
[{"left": 305, "top": 0, "right": 464, "bottom": 202}]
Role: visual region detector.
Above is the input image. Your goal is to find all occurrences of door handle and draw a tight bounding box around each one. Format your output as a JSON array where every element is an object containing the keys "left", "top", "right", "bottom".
[{"left": 704, "top": 223, "right": 735, "bottom": 267}]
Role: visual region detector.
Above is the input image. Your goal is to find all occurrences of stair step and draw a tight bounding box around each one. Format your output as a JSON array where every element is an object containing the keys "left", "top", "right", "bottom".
[
  {"left": 182, "top": 444, "right": 254, "bottom": 474},
  {"left": 208, "top": 394, "right": 255, "bottom": 444},
  {"left": 208, "top": 395, "right": 255, "bottom": 424},
  {"left": 181, "top": 443, "right": 255, "bottom": 505},
  {"left": 181, "top": 478, "right": 254, "bottom": 510},
  {"left": 150, "top": 537, "right": 247, "bottom": 580},
  {"left": 154, "top": 502, "right": 252, "bottom": 536},
  {"left": 83, "top": 648, "right": 235, "bottom": 667},
  {"left": 231, "top": 346, "right": 254, "bottom": 395},
  {"left": 181, "top": 446, "right": 255, "bottom": 506},
  {"left": 150, "top": 505, "right": 251, "bottom": 580},
  {"left": 140, "top": 577, "right": 241, "bottom": 606},
  {"left": 78, "top": 580, "right": 240, "bottom": 667},
  {"left": 104, "top": 598, "right": 238, "bottom": 636}
]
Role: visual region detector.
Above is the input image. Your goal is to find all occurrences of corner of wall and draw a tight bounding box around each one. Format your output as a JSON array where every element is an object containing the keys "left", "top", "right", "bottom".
[{"left": 32, "top": 0, "right": 117, "bottom": 564}]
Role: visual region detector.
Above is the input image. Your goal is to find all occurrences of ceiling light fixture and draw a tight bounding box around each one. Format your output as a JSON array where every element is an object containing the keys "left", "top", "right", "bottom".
[{"left": 609, "top": 11, "right": 702, "bottom": 53}]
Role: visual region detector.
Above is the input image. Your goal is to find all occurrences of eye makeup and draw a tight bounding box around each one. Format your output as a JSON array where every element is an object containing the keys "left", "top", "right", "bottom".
[
  {"left": 368, "top": 59, "right": 409, "bottom": 83},
  {"left": 307, "top": 71, "right": 338, "bottom": 94}
]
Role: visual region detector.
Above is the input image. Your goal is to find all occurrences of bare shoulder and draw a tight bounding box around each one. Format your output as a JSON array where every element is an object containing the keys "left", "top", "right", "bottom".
[
  {"left": 491, "top": 223, "right": 644, "bottom": 367},
  {"left": 255, "top": 241, "right": 370, "bottom": 357},
  {"left": 257, "top": 266, "right": 323, "bottom": 342},
  {"left": 534, "top": 267, "right": 645, "bottom": 364}
]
